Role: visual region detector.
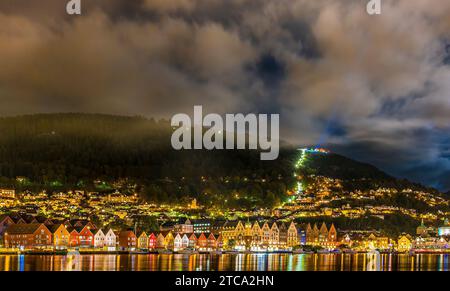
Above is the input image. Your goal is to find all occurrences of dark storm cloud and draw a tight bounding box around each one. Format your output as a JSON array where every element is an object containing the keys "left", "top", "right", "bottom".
[{"left": 0, "top": 0, "right": 450, "bottom": 190}]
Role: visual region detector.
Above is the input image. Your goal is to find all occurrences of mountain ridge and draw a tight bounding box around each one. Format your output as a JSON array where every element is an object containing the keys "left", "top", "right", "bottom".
[{"left": 0, "top": 113, "right": 442, "bottom": 197}]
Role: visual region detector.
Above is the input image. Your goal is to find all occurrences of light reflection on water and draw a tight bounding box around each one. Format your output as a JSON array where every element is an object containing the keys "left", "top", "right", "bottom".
[{"left": 0, "top": 253, "right": 448, "bottom": 271}]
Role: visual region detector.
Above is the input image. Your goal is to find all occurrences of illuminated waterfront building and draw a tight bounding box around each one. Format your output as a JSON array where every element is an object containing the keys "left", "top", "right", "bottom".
[
  {"left": 93, "top": 229, "right": 106, "bottom": 248},
  {"left": 397, "top": 235, "right": 412, "bottom": 252},
  {"left": 319, "top": 223, "right": 328, "bottom": 244},
  {"left": 181, "top": 234, "right": 190, "bottom": 248},
  {"left": 261, "top": 222, "right": 271, "bottom": 246},
  {"left": 197, "top": 233, "right": 208, "bottom": 249},
  {"left": 251, "top": 222, "right": 262, "bottom": 246},
  {"left": 270, "top": 222, "right": 279, "bottom": 248},
  {"left": 148, "top": 233, "right": 157, "bottom": 249},
  {"left": 156, "top": 233, "right": 166, "bottom": 249},
  {"left": 4, "top": 223, "right": 52, "bottom": 249},
  {"left": 104, "top": 229, "right": 117, "bottom": 248},
  {"left": 278, "top": 223, "right": 288, "bottom": 247},
  {"left": 174, "top": 233, "right": 183, "bottom": 251},
  {"left": 77, "top": 225, "right": 95, "bottom": 247},
  {"left": 361, "top": 233, "right": 391, "bottom": 250},
  {"left": 207, "top": 233, "right": 218, "bottom": 249},
  {"left": 118, "top": 230, "right": 137, "bottom": 250},
  {"left": 305, "top": 222, "right": 338, "bottom": 248},
  {"left": 243, "top": 220, "right": 253, "bottom": 248},
  {"left": 163, "top": 231, "right": 175, "bottom": 250},
  {"left": 328, "top": 224, "right": 337, "bottom": 245},
  {"left": 138, "top": 231, "right": 149, "bottom": 249},
  {"left": 192, "top": 219, "right": 211, "bottom": 234},
  {"left": 221, "top": 220, "right": 243, "bottom": 246},
  {"left": 49, "top": 224, "right": 70, "bottom": 249},
  {"left": 174, "top": 218, "right": 194, "bottom": 234},
  {"left": 188, "top": 233, "right": 197, "bottom": 248}
]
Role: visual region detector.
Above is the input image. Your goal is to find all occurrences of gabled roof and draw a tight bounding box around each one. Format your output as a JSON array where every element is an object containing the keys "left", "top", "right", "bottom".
[
  {"left": 0, "top": 215, "right": 14, "bottom": 223},
  {"left": 104, "top": 230, "right": 117, "bottom": 238},
  {"left": 48, "top": 224, "right": 68, "bottom": 234},
  {"left": 3, "top": 213, "right": 30, "bottom": 224},
  {"left": 93, "top": 229, "right": 105, "bottom": 236},
  {"left": 35, "top": 216, "right": 52, "bottom": 224},
  {"left": 159, "top": 231, "right": 173, "bottom": 237},
  {"left": 75, "top": 225, "right": 93, "bottom": 234},
  {"left": 197, "top": 233, "right": 207, "bottom": 240},
  {"left": 18, "top": 214, "right": 37, "bottom": 224},
  {"left": 319, "top": 222, "right": 328, "bottom": 233},
  {"left": 252, "top": 221, "right": 262, "bottom": 228},
  {"left": 138, "top": 231, "right": 148, "bottom": 238},
  {"left": 67, "top": 227, "right": 78, "bottom": 234},
  {"left": 261, "top": 221, "right": 270, "bottom": 229}
]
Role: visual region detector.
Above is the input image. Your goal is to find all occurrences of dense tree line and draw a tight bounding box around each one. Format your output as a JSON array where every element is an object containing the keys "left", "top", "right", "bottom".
[{"left": 0, "top": 114, "right": 296, "bottom": 208}]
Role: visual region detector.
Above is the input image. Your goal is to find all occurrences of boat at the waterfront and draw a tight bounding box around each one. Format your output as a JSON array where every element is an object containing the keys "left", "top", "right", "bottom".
[{"left": 157, "top": 249, "right": 173, "bottom": 254}]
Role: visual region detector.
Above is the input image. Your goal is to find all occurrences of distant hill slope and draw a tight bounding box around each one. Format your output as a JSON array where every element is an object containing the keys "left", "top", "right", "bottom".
[
  {"left": 0, "top": 113, "right": 294, "bottom": 183},
  {"left": 0, "top": 113, "right": 438, "bottom": 196},
  {"left": 302, "top": 152, "right": 392, "bottom": 180},
  {"left": 298, "top": 151, "right": 437, "bottom": 193}
]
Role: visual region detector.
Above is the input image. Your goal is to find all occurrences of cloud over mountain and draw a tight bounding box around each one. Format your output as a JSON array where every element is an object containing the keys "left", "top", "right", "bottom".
[{"left": 0, "top": 0, "right": 449, "bottom": 190}]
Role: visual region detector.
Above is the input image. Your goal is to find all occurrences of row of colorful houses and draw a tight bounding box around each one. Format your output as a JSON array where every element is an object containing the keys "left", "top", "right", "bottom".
[
  {"left": 2, "top": 221, "right": 225, "bottom": 251},
  {"left": 173, "top": 219, "right": 338, "bottom": 250},
  {"left": 3, "top": 222, "right": 116, "bottom": 250},
  {"left": 12, "top": 214, "right": 446, "bottom": 252},
  {"left": 1, "top": 215, "right": 340, "bottom": 251}
]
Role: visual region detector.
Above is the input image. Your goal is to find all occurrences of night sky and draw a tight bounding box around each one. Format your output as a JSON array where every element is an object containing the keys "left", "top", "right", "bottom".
[{"left": 0, "top": 0, "right": 449, "bottom": 191}]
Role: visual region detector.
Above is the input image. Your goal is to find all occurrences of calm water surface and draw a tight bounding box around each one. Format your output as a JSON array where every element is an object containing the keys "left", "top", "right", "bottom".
[{"left": 0, "top": 253, "right": 449, "bottom": 271}]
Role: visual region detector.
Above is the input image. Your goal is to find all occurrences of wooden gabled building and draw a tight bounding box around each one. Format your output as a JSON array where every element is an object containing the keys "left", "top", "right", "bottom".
[
  {"left": 48, "top": 224, "right": 70, "bottom": 249},
  {"left": 4, "top": 223, "right": 52, "bottom": 249}
]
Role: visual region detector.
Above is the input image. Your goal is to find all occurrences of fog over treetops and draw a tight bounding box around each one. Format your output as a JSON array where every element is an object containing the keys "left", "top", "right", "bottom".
[{"left": 0, "top": 0, "right": 449, "bottom": 190}]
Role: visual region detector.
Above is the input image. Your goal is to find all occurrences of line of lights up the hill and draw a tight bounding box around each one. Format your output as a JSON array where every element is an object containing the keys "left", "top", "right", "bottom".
[{"left": 293, "top": 148, "right": 330, "bottom": 196}]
